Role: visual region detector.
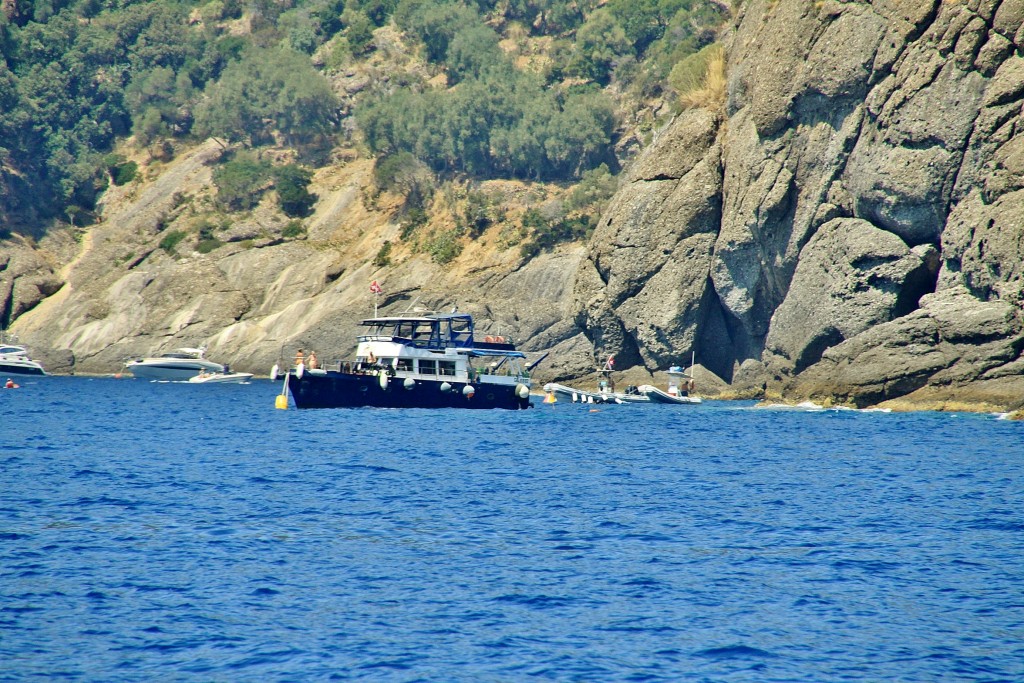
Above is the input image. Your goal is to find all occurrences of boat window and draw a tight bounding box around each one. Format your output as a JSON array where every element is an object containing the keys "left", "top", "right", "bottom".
[
  {"left": 450, "top": 317, "right": 472, "bottom": 345},
  {"left": 378, "top": 357, "right": 395, "bottom": 367},
  {"left": 396, "top": 358, "right": 413, "bottom": 372},
  {"left": 438, "top": 360, "right": 456, "bottom": 376},
  {"left": 418, "top": 359, "right": 437, "bottom": 375}
]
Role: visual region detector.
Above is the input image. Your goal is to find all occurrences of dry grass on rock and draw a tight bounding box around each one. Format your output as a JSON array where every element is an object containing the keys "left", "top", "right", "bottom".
[{"left": 671, "top": 44, "right": 727, "bottom": 112}]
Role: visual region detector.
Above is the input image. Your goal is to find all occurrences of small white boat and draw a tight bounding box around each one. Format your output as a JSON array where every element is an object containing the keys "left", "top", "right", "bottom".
[
  {"left": 542, "top": 382, "right": 649, "bottom": 405},
  {"left": 637, "top": 386, "right": 702, "bottom": 405},
  {"left": 125, "top": 347, "right": 225, "bottom": 381},
  {"left": 188, "top": 371, "right": 254, "bottom": 384},
  {"left": 543, "top": 363, "right": 701, "bottom": 406},
  {"left": 0, "top": 340, "right": 46, "bottom": 377},
  {"left": 638, "top": 366, "right": 702, "bottom": 405}
]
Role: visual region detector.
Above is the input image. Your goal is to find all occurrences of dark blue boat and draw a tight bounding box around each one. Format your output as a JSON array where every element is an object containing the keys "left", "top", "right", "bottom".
[{"left": 276, "top": 313, "right": 534, "bottom": 410}]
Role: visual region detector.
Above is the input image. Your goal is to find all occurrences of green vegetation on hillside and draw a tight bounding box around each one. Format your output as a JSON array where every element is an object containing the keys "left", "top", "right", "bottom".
[{"left": 0, "top": 0, "right": 728, "bottom": 248}]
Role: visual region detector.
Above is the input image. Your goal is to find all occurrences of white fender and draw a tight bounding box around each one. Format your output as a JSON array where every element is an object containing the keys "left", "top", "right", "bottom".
[
  {"left": 516, "top": 383, "right": 529, "bottom": 399},
  {"left": 571, "top": 392, "right": 578, "bottom": 402},
  {"left": 404, "top": 377, "right": 416, "bottom": 390},
  {"left": 439, "top": 382, "right": 452, "bottom": 392},
  {"left": 295, "top": 362, "right": 304, "bottom": 379},
  {"left": 379, "top": 372, "right": 389, "bottom": 390},
  {"left": 270, "top": 364, "right": 279, "bottom": 381},
  {"left": 463, "top": 385, "right": 475, "bottom": 398}
]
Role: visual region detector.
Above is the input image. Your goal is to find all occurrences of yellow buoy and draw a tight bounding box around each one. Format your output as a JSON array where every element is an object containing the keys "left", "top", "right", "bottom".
[
  {"left": 275, "top": 394, "right": 288, "bottom": 410},
  {"left": 543, "top": 392, "right": 556, "bottom": 404}
]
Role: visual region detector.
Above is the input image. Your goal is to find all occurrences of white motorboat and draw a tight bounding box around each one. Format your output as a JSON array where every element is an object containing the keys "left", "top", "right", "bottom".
[
  {"left": 188, "top": 371, "right": 254, "bottom": 384},
  {"left": 125, "top": 347, "right": 225, "bottom": 381},
  {"left": 543, "top": 362, "right": 650, "bottom": 405},
  {"left": 0, "top": 342, "right": 46, "bottom": 377},
  {"left": 637, "top": 366, "right": 702, "bottom": 405},
  {"left": 543, "top": 364, "right": 701, "bottom": 406},
  {"left": 542, "top": 381, "right": 649, "bottom": 405}
]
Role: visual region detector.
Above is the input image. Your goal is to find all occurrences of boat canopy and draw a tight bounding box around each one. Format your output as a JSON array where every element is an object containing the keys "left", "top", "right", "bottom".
[
  {"left": 461, "top": 348, "right": 526, "bottom": 358},
  {"left": 359, "top": 313, "right": 480, "bottom": 351},
  {"left": 161, "top": 348, "right": 206, "bottom": 359}
]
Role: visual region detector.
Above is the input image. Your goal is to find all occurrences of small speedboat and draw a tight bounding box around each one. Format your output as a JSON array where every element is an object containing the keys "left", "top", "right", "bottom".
[
  {"left": 637, "top": 366, "right": 702, "bottom": 405},
  {"left": 637, "top": 385, "right": 702, "bottom": 404},
  {"left": 542, "top": 382, "right": 649, "bottom": 405},
  {"left": 543, "top": 365, "right": 701, "bottom": 406},
  {"left": 0, "top": 342, "right": 46, "bottom": 377},
  {"left": 188, "top": 371, "right": 254, "bottom": 384}
]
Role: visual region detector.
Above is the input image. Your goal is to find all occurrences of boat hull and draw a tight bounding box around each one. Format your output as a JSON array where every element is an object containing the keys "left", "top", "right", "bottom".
[
  {"left": 126, "top": 360, "right": 225, "bottom": 381},
  {"left": 542, "top": 383, "right": 649, "bottom": 404},
  {"left": 0, "top": 360, "right": 46, "bottom": 376},
  {"left": 638, "top": 385, "right": 702, "bottom": 405},
  {"left": 288, "top": 370, "right": 531, "bottom": 410},
  {"left": 188, "top": 372, "right": 254, "bottom": 384}
]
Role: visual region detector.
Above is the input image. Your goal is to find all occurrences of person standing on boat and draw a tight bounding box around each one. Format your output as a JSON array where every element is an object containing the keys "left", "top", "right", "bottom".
[
  {"left": 295, "top": 348, "right": 305, "bottom": 366},
  {"left": 308, "top": 352, "right": 318, "bottom": 370}
]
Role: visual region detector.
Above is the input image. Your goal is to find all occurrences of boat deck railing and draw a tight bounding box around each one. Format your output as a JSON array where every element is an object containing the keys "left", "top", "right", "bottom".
[{"left": 311, "top": 357, "right": 528, "bottom": 383}]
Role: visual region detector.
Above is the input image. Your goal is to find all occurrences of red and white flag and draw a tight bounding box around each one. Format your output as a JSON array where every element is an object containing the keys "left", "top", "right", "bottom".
[
  {"left": 605, "top": 354, "right": 615, "bottom": 370},
  {"left": 370, "top": 280, "right": 383, "bottom": 294}
]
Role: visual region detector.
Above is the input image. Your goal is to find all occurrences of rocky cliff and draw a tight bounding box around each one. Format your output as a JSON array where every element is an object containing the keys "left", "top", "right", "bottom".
[
  {"left": 3, "top": 0, "right": 1024, "bottom": 411},
  {"left": 575, "top": 0, "right": 1024, "bottom": 410}
]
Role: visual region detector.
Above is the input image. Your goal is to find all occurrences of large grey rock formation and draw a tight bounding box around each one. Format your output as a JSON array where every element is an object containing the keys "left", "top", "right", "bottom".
[
  {"left": 789, "top": 287, "right": 1024, "bottom": 410},
  {"left": 572, "top": 108, "right": 725, "bottom": 376},
  {"left": 572, "top": 0, "right": 1024, "bottom": 410},
  {"left": 763, "top": 218, "right": 938, "bottom": 376}
]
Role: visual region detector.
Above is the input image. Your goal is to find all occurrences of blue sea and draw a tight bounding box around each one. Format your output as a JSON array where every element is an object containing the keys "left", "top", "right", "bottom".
[{"left": 2, "top": 377, "right": 1023, "bottom": 682}]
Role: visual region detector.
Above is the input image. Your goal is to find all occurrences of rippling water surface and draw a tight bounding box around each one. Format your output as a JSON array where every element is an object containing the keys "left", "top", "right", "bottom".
[{"left": 2, "top": 377, "right": 1023, "bottom": 681}]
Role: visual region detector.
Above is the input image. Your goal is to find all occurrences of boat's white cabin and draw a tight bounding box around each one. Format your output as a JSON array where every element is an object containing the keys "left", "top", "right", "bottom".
[{"left": 340, "top": 314, "right": 529, "bottom": 385}]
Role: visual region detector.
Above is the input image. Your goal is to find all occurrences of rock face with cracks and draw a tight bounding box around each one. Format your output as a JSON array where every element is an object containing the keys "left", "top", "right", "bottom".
[{"left": 571, "top": 0, "right": 1024, "bottom": 411}]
